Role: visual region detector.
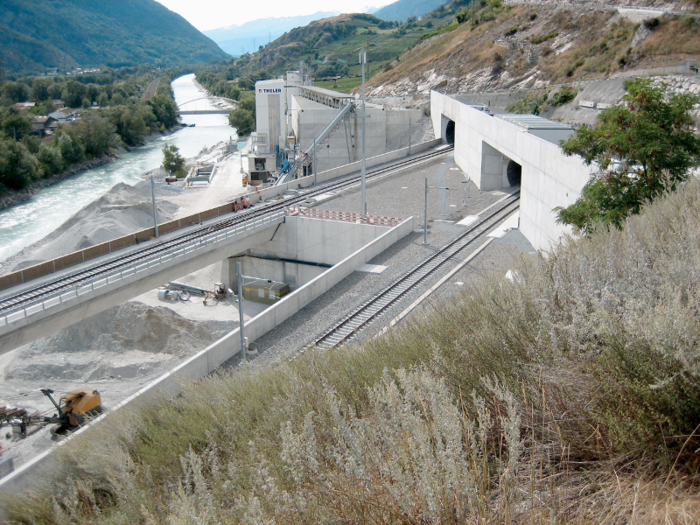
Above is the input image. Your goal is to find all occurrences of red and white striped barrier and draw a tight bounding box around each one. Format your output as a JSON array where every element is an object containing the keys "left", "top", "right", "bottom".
[{"left": 285, "top": 207, "right": 402, "bottom": 227}]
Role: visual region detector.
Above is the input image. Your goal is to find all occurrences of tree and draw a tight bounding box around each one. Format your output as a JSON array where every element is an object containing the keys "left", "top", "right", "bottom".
[
  {"left": 556, "top": 79, "right": 700, "bottom": 233},
  {"left": 58, "top": 131, "right": 85, "bottom": 164},
  {"left": 148, "top": 95, "right": 178, "bottom": 128},
  {"left": 162, "top": 144, "right": 185, "bottom": 177},
  {"left": 32, "top": 78, "right": 53, "bottom": 102},
  {"left": 0, "top": 137, "right": 39, "bottom": 190},
  {"left": 229, "top": 108, "right": 254, "bottom": 136},
  {"left": 1, "top": 112, "right": 31, "bottom": 140},
  {"left": 63, "top": 80, "right": 87, "bottom": 107},
  {"left": 74, "top": 113, "right": 118, "bottom": 157},
  {"left": 229, "top": 92, "right": 255, "bottom": 136},
  {"left": 36, "top": 143, "right": 64, "bottom": 176}
]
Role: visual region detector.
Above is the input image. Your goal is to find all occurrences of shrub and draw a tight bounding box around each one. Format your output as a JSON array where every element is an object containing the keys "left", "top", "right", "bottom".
[
  {"left": 506, "top": 90, "right": 549, "bottom": 114},
  {"left": 530, "top": 30, "right": 558, "bottom": 44},
  {"left": 549, "top": 85, "right": 577, "bottom": 106}
]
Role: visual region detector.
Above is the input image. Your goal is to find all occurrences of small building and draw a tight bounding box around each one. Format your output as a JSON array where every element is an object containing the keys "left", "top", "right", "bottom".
[
  {"left": 13, "top": 102, "right": 36, "bottom": 111},
  {"left": 30, "top": 115, "right": 56, "bottom": 137},
  {"left": 49, "top": 109, "right": 79, "bottom": 122}
]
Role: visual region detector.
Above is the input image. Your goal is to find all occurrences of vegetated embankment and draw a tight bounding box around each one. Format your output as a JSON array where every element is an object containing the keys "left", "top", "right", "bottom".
[{"left": 6, "top": 179, "right": 700, "bottom": 522}]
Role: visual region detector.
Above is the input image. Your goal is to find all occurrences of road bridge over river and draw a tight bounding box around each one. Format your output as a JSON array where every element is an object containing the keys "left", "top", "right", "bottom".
[{"left": 179, "top": 109, "right": 231, "bottom": 115}]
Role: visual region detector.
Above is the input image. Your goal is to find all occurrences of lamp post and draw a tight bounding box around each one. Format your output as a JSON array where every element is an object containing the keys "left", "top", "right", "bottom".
[
  {"left": 150, "top": 175, "right": 159, "bottom": 237},
  {"left": 360, "top": 47, "right": 367, "bottom": 216},
  {"left": 237, "top": 262, "right": 246, "bottom": 361}
]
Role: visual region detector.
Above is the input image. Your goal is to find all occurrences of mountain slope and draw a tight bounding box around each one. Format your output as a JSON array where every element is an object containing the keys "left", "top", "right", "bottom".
[
  {"left": 240, "top": 13, "right": 443, "bottom": 77},
  {"left": 205, "top": 12, "right": 339, "bottom": 56},
  {"left": 0, "top": 0, "right": 228, "bottom": 74},
  {"left": 374, "top": 0, "right": 449, "bottom": 22},
  {"left": 368, "top": 1, "right": 700, "bottom": 97}
]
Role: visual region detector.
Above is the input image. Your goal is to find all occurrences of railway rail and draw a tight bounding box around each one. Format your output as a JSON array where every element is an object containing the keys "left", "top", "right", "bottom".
[
  {"left": 0, "top": 145, "right": 453, "bottom": 319},
  {"left": 313, "top": 192, "right": 520, "bottom": 350}
]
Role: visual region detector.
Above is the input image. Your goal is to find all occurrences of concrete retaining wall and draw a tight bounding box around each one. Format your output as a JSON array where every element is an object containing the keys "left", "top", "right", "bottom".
[
  {"left": 229, "top": 256, "right": 328, "bottom": 291},
  {"left": 251, "top": 215, "right": 392, "bottom": 266},
  {"left": 0, "top": 215, "right": 414, "bottom": 496}
]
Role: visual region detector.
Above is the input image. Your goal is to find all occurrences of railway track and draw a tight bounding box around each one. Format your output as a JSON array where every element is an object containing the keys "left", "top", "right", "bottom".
[
  {"left": 0, "top": 145, "right": 453, "bottom": 317},
  {"left": 313, "top": 192, "right": 520, "bottom": 351}
]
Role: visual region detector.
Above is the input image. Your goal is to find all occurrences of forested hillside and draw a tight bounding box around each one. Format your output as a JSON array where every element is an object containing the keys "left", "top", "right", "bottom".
[{"left": 0, "top": 0, "right": 228, "bottom": 75}]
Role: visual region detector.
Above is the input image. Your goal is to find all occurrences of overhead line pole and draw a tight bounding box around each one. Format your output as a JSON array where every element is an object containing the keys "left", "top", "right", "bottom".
[{"left": 360, "top": 47, "right": 367, "bottom": 216}]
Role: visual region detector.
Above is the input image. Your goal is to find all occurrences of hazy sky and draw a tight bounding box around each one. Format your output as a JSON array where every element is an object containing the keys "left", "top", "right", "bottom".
[{"left": 154, "top": 0, "right": 394, "bottom": 31}]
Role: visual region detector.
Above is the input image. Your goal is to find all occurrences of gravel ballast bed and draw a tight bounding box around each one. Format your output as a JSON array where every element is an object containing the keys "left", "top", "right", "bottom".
[{"left": 242, "top": 152, "right": 533, "bottom": 367}]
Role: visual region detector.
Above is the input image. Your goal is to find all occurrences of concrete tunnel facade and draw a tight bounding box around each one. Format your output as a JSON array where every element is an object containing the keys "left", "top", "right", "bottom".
[{"left": 430, "top": 90, "right": 596, "bottom": 251}]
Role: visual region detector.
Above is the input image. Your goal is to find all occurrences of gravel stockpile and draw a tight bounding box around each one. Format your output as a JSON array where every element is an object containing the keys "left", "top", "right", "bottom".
[{"left": 245, "top": 153, "right": 533, "bottom": 367}]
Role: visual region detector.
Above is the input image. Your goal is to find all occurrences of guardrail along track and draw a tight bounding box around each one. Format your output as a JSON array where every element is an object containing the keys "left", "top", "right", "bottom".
[
  {"left": 313, "top": 193, "right": 520, "bottom": 351},
  {"left": 0, "top": 146, "right": 454, "bottom": 319}
]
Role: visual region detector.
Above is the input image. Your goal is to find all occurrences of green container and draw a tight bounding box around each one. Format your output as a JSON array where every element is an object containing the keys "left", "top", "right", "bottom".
[{"left": 242, "top": 280, "right": 290, "bottom": 305}]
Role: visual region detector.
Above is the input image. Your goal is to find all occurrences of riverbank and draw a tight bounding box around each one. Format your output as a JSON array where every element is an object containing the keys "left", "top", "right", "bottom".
[{"left": 0, "top": 125, "right": 188, "bottom": 212}]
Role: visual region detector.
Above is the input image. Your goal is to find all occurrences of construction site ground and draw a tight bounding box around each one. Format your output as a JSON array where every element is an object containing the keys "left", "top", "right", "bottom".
[{"left": 0, "top": 147, "right": 535, "bottom": 473}]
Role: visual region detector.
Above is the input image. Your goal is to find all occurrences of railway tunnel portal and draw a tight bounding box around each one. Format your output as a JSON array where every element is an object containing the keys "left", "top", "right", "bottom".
[{"left": 430, "top": 91, "right": 596, "bottom": 251}]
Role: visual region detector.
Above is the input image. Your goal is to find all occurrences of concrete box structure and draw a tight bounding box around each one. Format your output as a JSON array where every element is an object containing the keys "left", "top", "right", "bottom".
[
  {"left": 430, "top": 90, "right": 595, "bottom": 251},
  {"left": 255, "top": 73, "right": 424, "bottom": 174},
  {"left": 255, "top": 78, "right": 286, "bottom": 155},
  {"left": 223, "top": 215, "right": 398, "bottom": 289}
]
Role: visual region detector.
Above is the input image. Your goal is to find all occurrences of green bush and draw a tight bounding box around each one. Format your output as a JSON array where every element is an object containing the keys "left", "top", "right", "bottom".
[
  {"left": 530, "top": 30, "right": 558, "bottom": 44},
  {"left": 505, "top": 90, "right": 549, "bottom": 114},
  {"left": 549, "top": 85, "right": 577, "bottom": 106}
]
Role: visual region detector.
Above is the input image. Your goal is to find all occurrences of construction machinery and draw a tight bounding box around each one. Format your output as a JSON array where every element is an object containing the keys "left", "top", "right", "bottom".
[{"left": 41, "top": 388, "right": 103, "bottom": 435}]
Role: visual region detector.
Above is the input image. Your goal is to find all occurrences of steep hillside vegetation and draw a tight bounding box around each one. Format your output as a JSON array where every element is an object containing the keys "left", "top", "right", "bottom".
[
  {"left": 368, "top": 0, "right": 700, "bottom": 96},
  {"left": 7, "top": 175, "right": 700, "bottom": 524},
  {"left": 0, "top": 0, "right": 228, "bottom": 75}
]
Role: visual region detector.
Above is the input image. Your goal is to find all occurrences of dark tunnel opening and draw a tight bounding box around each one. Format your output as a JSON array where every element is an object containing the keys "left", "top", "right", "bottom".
[
  {"left": 445, "top": 120, "right": 455, "bottom": 144},
  {"left": 506, "top": 160, "right": 522, "bottom": 187}
]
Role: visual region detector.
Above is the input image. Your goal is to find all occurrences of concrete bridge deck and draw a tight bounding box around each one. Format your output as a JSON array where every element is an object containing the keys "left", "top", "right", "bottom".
[
  {"left": 0, "top": 210, "right": 284, "bottom": 353},
  {"left": 179, "top": 109, "right": 231, "bottom": 115}
]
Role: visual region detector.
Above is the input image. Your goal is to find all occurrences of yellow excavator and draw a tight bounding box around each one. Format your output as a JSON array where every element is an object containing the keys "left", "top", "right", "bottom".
[{"left": 41, "top": 388, "right": 103, "bottom": 435}]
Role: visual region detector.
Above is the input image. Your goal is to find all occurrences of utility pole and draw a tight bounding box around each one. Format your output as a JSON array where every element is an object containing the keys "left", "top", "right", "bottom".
[
  {"left": 313, "top": 136, "right": 317, "bottom": 185},
  {"left": 423, "top": 177, "right": 428, "bottom": 245},
  {"left": 150, "top": 175, "right": 159, "bottom": 237},
  {"left": 360, "top": 47, "right": 367, "bottom": 216},
  {"left": 237, "top": 262, "right": 246, "bottom": 361}
]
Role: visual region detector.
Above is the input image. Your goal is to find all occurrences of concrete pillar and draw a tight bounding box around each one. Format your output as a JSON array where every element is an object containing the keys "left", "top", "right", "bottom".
[
  {"left": 222, "top": 256, "right": 247, "bottom": 290},
  {"left": 480, "top": 141, "right": 505, "bottom": 191}
]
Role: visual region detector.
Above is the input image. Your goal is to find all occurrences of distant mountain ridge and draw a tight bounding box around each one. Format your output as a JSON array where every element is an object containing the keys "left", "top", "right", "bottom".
[
  {"left": 374, "top": 0, "right": 449, "bottom": 21},
  {"left": 0, "top": 0, "right": 228, "bottom": 75},
  {"left": 205, "top": 12, "right": 340, "bottom": 56}
]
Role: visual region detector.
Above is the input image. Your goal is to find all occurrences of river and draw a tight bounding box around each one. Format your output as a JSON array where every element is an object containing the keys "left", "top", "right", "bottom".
[{"left": 0, "top": 74, "right": 236, "bottom": 262}]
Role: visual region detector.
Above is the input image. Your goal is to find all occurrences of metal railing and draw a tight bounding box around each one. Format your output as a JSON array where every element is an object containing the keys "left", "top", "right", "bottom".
[{"left": 0, "top": 211, "right": 285, "bottom": 329}]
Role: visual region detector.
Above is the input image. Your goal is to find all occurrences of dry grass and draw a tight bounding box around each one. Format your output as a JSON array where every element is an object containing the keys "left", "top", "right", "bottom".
[
  {"left": 6, "top": 179, "right": 700, "bottom": 523},
  {"left": 369, "top": 5, "right": 699, "bottom": 92}
]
